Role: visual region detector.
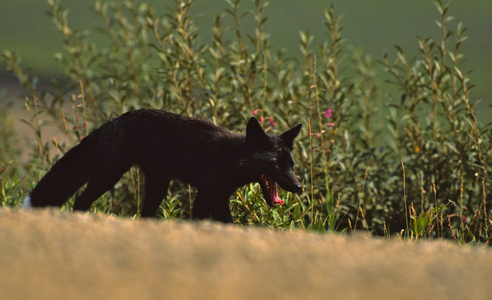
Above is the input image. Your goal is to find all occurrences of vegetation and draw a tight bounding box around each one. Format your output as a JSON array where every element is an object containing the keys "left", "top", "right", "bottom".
[{"left": 1, "top": 0, "right": 490, "bottom": 245}]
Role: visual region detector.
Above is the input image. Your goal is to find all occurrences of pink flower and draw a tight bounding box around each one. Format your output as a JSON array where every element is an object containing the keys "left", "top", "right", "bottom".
[
  {"left": 252, "top": 109, "right": 259, "bottom": 115},
  {"left": 325, "top": 109, "right": 332, "bottom": 118},
  {"left": 269, "top": 118, "right": 276, "bottom": 127},
  {"left": 327, "top": 123, "right": 335, "bottom": 127}
]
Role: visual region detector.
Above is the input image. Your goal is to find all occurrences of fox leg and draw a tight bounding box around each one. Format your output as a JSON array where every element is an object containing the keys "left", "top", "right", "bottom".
[
  {"left": 72, "top": 168, "right": 128, "bottom": 211},
  {"left": 141, "top": 174, "right": 170, "bottom": 218},
  {"left": 192, "top": 191, "right": 233, "bottom": 223}
]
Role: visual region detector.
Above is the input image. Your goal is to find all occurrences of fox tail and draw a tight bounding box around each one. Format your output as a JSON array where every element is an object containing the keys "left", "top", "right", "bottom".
[{"left": 24, "top": 136, "right": 96, "bottom": 209}]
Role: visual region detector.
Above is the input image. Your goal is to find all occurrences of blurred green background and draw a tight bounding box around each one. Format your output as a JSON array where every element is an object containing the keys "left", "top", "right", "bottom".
[{"left": 1, "top": 0, "right": 491, "bottom": 118}]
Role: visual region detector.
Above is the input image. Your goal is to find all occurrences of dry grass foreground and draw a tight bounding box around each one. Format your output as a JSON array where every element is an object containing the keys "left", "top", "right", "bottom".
[{"left": 1, "top": 208, "right": 491, "bottom": 300}]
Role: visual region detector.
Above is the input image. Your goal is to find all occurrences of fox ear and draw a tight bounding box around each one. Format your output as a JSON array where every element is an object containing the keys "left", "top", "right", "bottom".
[
  {"left": 246, "top": 117, "right": 270, "bottom": 146},
  {"left": 280, "top": 123, "right": 302, "bottom": 148}
]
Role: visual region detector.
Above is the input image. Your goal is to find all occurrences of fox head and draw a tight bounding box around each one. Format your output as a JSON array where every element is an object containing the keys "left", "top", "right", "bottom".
[{"left": 244, "top": 117, "right": 303, "bottom": 207}]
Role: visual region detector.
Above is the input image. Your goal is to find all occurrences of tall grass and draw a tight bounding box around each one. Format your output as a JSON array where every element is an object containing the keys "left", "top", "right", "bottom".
[{"left": 1, "top": 0, "right": 490, "bottom": 244}]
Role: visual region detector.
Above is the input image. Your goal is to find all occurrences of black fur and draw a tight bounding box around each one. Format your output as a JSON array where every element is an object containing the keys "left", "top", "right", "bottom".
[{"left": 27, "top": 109, "right": 302, "bottom": 222}]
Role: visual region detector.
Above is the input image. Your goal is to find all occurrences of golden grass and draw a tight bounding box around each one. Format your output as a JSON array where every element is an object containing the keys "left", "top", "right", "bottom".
[{"left": 1, "top": 208, "right": 491, "bottom": 299}]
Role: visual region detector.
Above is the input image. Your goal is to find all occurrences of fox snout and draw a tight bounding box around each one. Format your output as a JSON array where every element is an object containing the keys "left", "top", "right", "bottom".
[
  {"left": 283, "top": 181, "right": 302, "bottom": 193},
  {"left": 290, "top": 182, "right": 302, "bottom": 193},
  {"left": 279, "top": 172, "right": 302, "bottom": 193}
]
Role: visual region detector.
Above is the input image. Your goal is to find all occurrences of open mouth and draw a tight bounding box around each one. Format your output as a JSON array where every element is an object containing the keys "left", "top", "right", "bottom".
[{"left": 260, "top": 174, "right": 284, "bottom": 206}]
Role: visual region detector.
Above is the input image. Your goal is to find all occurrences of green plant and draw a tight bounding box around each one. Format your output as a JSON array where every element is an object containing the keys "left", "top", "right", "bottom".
[
  {"left": 2, "top": 0, "right": 490, "bottom": 244},
  {"left": 0, "top": 104, "right": 21, "bottom": 182}
]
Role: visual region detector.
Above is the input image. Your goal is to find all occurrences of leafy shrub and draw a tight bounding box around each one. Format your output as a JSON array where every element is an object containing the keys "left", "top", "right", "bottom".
[
  {"left": 0, "top": 104, "right": 23, "bottom": 206},
  {"left": 0, "top": 104, "right": 20, "bottom": 177},
  {"left": 2, "top": 0, "right": 490, "bottom": 244}
]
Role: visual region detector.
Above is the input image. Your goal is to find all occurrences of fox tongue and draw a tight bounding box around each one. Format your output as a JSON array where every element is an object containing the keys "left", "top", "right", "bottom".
[
  {"left": 261, "top": 175, "right": 284, "bottom": 206},
  {"left": 271, "top": 183, "right": 284, "bottom": 205}
]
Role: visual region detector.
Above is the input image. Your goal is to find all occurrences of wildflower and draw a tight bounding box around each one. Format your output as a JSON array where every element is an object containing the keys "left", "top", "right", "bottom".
[
  {"left": 269, "top": 118, "right": 276, "bottom": 127},
  {"left": 325, "top": 109, "right": 332, "bottom": 118},
  {"left": 252, "top": 109, "right": 259, "bottom": 115},
  {"left": 462, "top": 216, "right": 469, "bottom": 222},
  {"left": 415, "top": 146, "right": 420, "bottom": 153},
  {"left": 327, "top": 123, "right": 335, "bottom": 127}
]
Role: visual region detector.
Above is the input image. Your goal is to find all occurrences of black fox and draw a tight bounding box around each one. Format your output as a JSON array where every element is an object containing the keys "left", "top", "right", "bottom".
[{"left": 24, "top": 109, "right": 302, "bottom": 222}]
